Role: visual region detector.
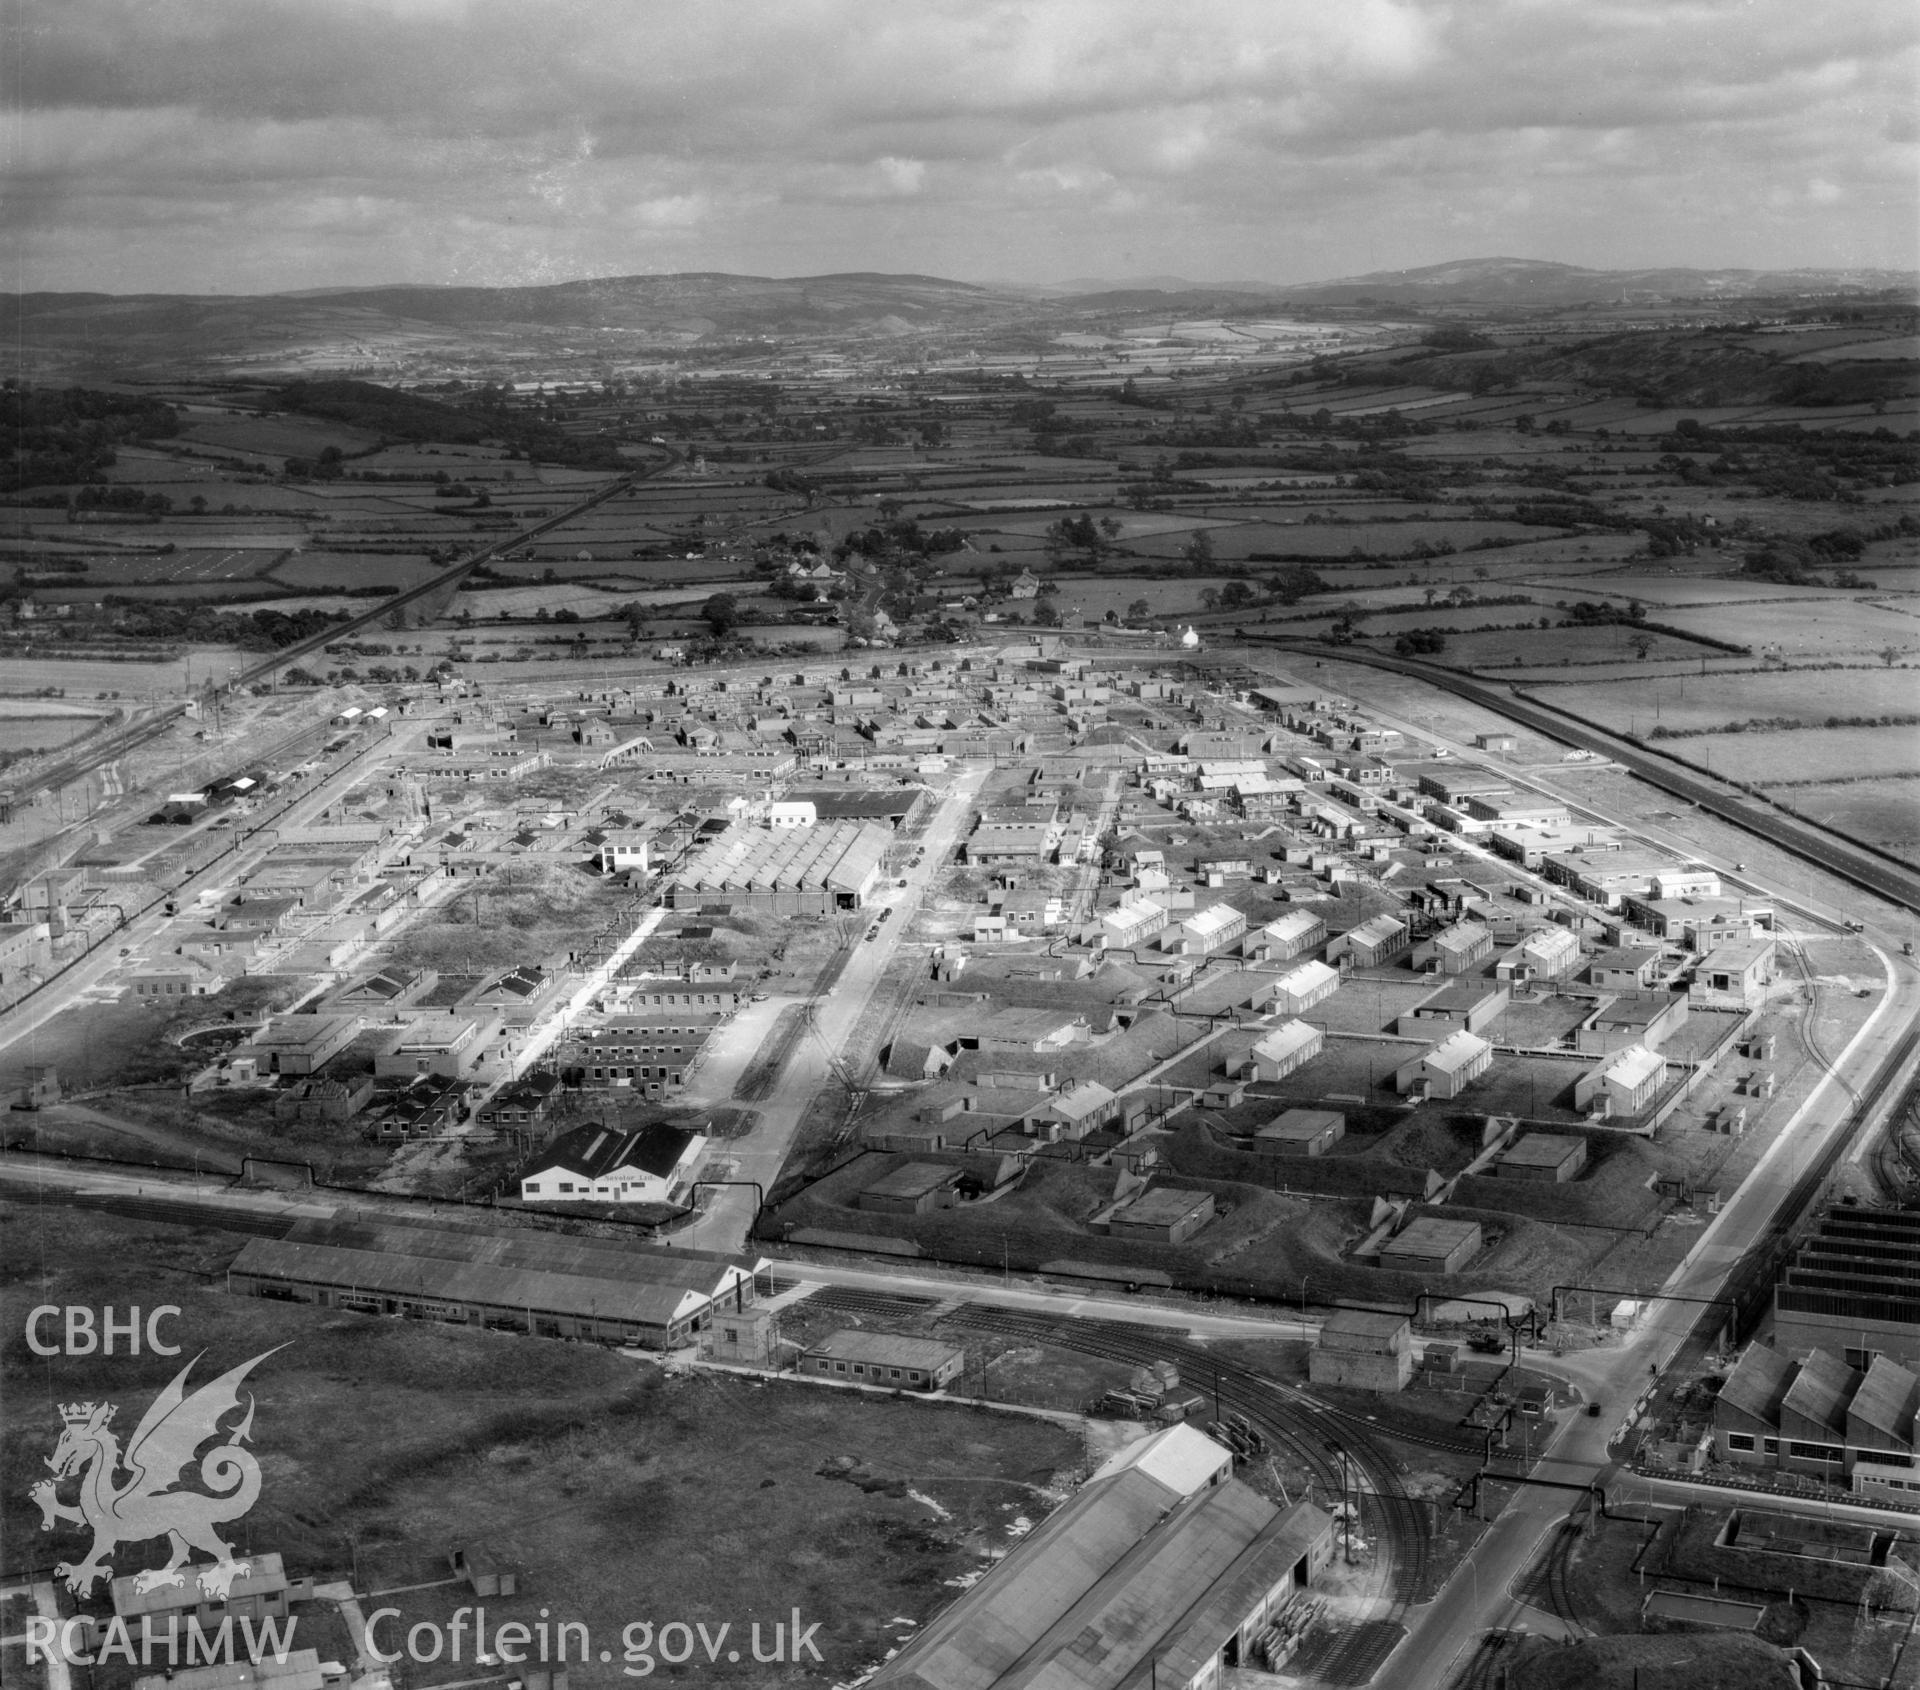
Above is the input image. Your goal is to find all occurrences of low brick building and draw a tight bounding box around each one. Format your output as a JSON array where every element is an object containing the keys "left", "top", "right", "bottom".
[
  {"left": 858, "top": 1161, "right": 962, "bottom": 1215},
  {"left": 1379, "top": 1215, "right": 1483, "bottom": 1276},
  {"left": 1108, "top": 1186, "right": 1216, "bottom": 1244},
  {"left": 1494, "top": 1132, "right": 1588, "bottom": 1183},
  {"left": 801, "top": 1330, "right": 964, "bottom": 1392},
  {"left": 1255, "top": 1108, "right": 1345, "bottom": 1158}
]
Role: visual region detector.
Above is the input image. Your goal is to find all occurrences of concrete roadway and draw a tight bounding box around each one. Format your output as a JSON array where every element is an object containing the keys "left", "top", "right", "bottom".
[{"left": 669, "top": 761, "right": 990, "bottom": 1254}]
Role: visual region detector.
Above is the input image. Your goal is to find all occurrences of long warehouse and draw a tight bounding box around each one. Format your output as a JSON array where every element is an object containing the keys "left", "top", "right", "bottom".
[{"left": 228, "top": 1216, "right": 764, "bottom": 1348}]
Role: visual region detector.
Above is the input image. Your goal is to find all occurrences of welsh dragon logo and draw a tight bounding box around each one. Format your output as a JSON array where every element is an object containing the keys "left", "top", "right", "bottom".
[{"left": 30, "top": 1347, "right": 282, "bottom": 1601}]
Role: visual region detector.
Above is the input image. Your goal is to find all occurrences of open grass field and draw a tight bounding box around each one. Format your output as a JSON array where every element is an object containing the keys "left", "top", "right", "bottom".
[
  {"left": 1127, "top": 518, "right": 1566, "bottom": 561},
  {"left": 1346, "top": 623, "right": 1709, "bottom": 668},
  {"left": 1656, "top": 595, "right": 1920, "bottom": 660},
  {"left": 0, "top": 1203, "right": 1083, "bottom": 1689},
  {"left": 268, "top": 551, "right": 439, "bottom": 590},
  {"left": 1545, "top": 666, "right": 1920, "bottom": 736},
  {"left": 1661, "top": 724, "right": 1920, "bottom": 784},
  {"left": 180, "top": 415, "right": 384, "bottom": 458},
  {"left": 1770, "top": 777, "right": 1920, "bottom": 865},
  {"left": 0, "top": 649, "right": 251, "bottom": 696}
]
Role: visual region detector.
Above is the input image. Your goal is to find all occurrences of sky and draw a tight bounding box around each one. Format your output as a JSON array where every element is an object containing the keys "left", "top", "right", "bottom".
[{"left": 5, "top": 0, "right": 1917, "bottom": 295}]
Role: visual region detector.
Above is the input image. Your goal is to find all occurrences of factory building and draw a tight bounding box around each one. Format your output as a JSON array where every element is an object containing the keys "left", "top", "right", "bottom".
[
  {"left": 666, "top": 819, "right": 890, "bottom": 913},
  {"left": 868, "top": 1425, "right": 1334, "bottom": 1690},
  {"left": 1771, "top": 1205, "right": 1920, "bottom": 1372}
]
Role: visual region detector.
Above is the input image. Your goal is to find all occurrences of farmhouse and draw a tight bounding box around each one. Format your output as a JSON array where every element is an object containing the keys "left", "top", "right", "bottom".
[
  {"left": 228, "top": 1216, "right": 763, "bottom": 1350},
  {"left": 1574, "top": 1044, "right": 1668, "bottom": 1117},
  {"left": 1236, "top": 1019, "right": 1325, "bottom": 1083},
  {"left": 1255, "top": 1108, "right": 1346, "bottom": 1158},
  {"left": 867, "top": 1425, "right": 1334, "bottom": 1690},
  {"left": 1327, "top": 914, "right": 1408, "bottom": 969},
  {"left": 1394, "top": 1030, "right": 1493, "bottom": 1100},
  {"left": 1494, "top": 1133, "right": 1588, "bottom": 1183},
  {"left": 1379, "top": 1214, "right": 1484, "bottom": 1276},
  {"left": 1309, "top": 1310, "right": 1413, "bottom": 1392},
  {"left": 801, "top": 1330, "right": 965, "bottom": 1392},
  {"left": 1109, "top": 1185, "right": 1216, "bottom": 1244},
  {"left": 519, "top": 1121, "right": 705, "bottom": 1204}
]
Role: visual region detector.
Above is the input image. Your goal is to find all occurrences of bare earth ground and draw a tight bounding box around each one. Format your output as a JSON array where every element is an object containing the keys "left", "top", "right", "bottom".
[{"left": 0, "top": 1203, "right": 1086, "bottom": 1690}]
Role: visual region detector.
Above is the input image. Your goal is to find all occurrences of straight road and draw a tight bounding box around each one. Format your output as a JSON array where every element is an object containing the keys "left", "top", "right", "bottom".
[
  {"left": 1372, "top": 946, "right": 1920, "bottom": 1690},
  {"left": 671, "top": 762, "right": 990, "bottom": 1254}
]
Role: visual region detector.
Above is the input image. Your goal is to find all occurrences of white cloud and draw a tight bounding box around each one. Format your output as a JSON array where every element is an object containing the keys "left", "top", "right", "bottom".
[{"left": 6, "top": 0, "right": 1914, "bottom": 290}]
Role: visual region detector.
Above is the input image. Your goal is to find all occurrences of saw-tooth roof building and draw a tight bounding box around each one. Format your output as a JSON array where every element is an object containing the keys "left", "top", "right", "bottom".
[{"left": 666, "top": 818, "right": 890, "bottom": 913}]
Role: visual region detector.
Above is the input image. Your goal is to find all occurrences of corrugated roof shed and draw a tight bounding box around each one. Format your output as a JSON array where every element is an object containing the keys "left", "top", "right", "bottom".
[{"left": 229, "top": 1217, "right": 757, "bottom": 1331}]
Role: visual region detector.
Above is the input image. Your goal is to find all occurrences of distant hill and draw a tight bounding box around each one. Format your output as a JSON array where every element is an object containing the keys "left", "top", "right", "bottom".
[
  {"left": 1269, "top": 256, "right": 1917, "bottom": 305},
  {"left": 8, "top": 258, "right": 1915, "bottom": 377},
  {"left": 4, "top": 271, "right": 1027, "bottom": 375}
]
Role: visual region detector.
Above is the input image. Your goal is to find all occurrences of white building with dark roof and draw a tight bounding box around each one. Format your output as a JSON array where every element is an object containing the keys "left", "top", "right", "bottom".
[
  {"left": 1251, "top": 909, "right": 1326, "bottom": 963},
  {"left": 1236, "top": 1019, "right": 1324, "bottom": 1083},
  {"left": 1257, "top": 959, "right": 1340, "bottom": 1017},
  {"left": 1393, "top": 1030, "right": 1493, "bottom": 1099},
  {"left": 520, "top": 1121, "right": 705, "bottom": 1204},
  {"left": 1574, "top": 1043, "right": 1668, "bottom": 1117}
]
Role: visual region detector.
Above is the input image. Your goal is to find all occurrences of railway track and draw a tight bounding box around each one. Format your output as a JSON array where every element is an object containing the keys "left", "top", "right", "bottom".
[
  {"left": 933, "top": 1302, "right": 1440, "bottom": 1687},
  {"left": 804, "top": 1286, "right": 943, "bottom": 1320},
  {"left": 1234, "top": 638, "right": 1920, "bottom": 916},
  {"left": 2, "top": 445, "right": 677, "bottom": 815}
]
